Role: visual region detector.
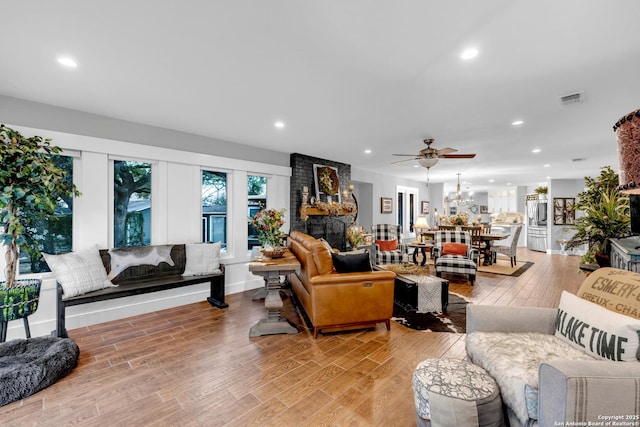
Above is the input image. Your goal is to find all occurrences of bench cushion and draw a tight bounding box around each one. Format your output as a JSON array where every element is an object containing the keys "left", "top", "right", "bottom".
[{"left": 44, "top": 246, "right": 115, "bottom": 298}]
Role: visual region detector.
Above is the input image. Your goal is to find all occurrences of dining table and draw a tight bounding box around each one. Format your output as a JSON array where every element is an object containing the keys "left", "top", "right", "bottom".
[{"left": 422, "top": 230, "right": 510, "bottom": 266}]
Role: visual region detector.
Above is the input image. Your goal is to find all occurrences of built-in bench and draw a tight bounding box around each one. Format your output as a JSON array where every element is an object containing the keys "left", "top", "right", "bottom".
[{"left": 55, "top": 244, "right": 227, "bottom": 338}]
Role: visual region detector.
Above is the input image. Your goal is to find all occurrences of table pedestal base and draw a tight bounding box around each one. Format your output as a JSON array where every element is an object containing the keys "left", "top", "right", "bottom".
[
  {"left": 248, "top": 268, "right": 298, "bottom": 337},
  {"left": 249, "top": 318, "right": 298, "bottom": 337}
]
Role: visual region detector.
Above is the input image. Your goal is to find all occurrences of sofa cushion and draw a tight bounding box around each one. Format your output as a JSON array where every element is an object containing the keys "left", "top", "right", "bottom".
[
  {"left": 376, "top": 239, "right": 398, "bottom": 251},
  {"left": 466, "top": 331, "right": 596, "bottom": 425},
  {"left": 331, "top": 251, "right": 372, "bottom": 273},
  {"left": 555, "top": 291, "right": 640, "bottom": 362},
  {"left": 576, "top": 267, "right": 640, "bottom": 319}
]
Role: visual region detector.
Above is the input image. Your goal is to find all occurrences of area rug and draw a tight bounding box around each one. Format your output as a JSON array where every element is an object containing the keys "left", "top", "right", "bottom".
[
  {"left": 477, "top": 259, "right": 533, "bottom": 277},
  {"left": 392, "top": 293, "right": 468, "bottom": 333},
  {"left": 0, "top": 336, "right": 79, "bottom": 407}
]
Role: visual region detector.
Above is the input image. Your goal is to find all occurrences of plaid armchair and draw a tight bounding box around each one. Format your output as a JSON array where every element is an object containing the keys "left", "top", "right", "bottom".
[
  {"left": 432, "top": 230, "right": 479, "bottom": 285},
  {"left": 371, "top": 224, "right": 409, "bottom": 265}
]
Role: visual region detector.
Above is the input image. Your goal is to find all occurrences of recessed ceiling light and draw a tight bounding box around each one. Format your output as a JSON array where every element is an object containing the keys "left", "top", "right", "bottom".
[
  {"left": 512, "top": 120, "right": 524, "bottom": 126},
  {"left": 413, "top": 164, "right": 419, "bottom": 168},
  {"left": 546, "top": 176, "right": 551, "bottom": 180},
  {"left": 460, "top": 48, "right": 479, "bottom": 60},
  {"left": 532, "top": 148, "right": 541, "bottom": 153},
  {"left": 544, "top": 164, "right": 551, "bottom": 168},
  {"left": 57, "top": 57, "right": 77, "bottom": 68},
  {"left": 274, "top": 121, "right": 285, "bottom": 129},
  {"left": 364, "top": 149, "right": 372, "bottom": 154},
  {"left": 488, "top": 179, "right": 495, "bottom": 183},
  {"left": 507, "top": 182, "right": 512, "bottom": 186}
]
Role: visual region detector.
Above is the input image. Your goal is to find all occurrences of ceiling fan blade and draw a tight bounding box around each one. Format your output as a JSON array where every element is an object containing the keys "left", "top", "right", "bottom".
[
  {"left": 435, "top": 147, "right": 457, "bottom": 155},
  {"left": 391, "top": 157, "right": 420, "bottom": 164},
  {"left": 392, "top": 153, "right": 419, "bottom": 157},
  {"left": 441, "top": 153, "right": 476, "bottom": 159}
]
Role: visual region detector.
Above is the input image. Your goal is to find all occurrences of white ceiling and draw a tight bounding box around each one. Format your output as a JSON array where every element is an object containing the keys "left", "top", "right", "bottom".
[{"left": 2, "top": 1, "right": 640, "bottom": 193}]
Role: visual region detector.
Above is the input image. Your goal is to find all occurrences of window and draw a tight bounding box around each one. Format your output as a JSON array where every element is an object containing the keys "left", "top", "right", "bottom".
[
  {"left": 248, "top": 175, "right": 267, "bottom": 249},
  {"left": 397, "top": 186, "right": 418, "bottom": 237},
  {"left": 202, "top": 170, "right": 227, "bottom": 247},
  {"left": 113, "top": 160, "right": 151, "bottom": 248},
  {"left": 20, "top": 155, "right": 74, "bottom": 274}
]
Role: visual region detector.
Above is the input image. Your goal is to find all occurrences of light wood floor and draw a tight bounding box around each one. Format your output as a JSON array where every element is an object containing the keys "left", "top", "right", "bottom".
[{"left": 1, "top": 249, "right": 583, "bottom": 426}]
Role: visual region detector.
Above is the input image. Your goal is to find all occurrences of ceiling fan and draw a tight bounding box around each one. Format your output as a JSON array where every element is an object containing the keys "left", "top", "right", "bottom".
[{"left": 392, "top": 138, "right": 476, "bottom": 169}]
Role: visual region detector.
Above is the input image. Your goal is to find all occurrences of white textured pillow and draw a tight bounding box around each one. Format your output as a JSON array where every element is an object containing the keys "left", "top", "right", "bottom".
[
  {"left": 555, "top": 291, "right": 640, "bottom": 362},
  {"left": 44, "top": 246, "right": 116, "bottom": 298},
  {"left": 183, "top": 242, "right": 221, "bottom": 276},
  {"left": 107, "top": 245, "right": 175, "bottom": 281}
]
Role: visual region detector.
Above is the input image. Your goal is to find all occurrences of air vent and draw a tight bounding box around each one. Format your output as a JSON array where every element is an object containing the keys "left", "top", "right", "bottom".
[
  {"left": 572, "top": 157, "right": 586, "bottom": 162},
  {"left": 561, "top": 91, "right": 585, "bottom": 105}
]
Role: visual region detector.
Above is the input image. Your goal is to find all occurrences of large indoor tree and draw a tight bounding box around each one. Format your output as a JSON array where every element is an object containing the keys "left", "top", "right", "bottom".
[{"left": 0, "top": 125, "right": 79, "bottom": 287}]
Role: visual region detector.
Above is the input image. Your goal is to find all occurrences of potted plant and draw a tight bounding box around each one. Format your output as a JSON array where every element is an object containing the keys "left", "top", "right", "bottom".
[
  {"left": 0, "top": 125, "right": 79, "bottom": 324},
  {"left": 565, "top": 166, "right": 630, "bottom": 266},
  {"left": 534, "top": 185, "right": 548, "bottom": 200}
]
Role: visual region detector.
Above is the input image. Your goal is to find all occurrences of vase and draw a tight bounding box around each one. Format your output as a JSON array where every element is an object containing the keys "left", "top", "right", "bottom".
[{"left": 1, "top": 279, "right": 42, "bottom": 322}]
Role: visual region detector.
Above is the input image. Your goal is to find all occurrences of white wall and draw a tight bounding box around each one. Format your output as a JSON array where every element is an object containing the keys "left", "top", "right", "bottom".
[{"left": 3, "top": 124, "right": 291, "bottom": 340}]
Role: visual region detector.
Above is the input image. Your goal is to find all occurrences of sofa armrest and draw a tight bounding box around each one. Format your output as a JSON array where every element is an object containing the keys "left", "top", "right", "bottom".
[
  {"left": 538, "top": 360, "right": 640, "bottom": 426},
  {"left": 466, "top": 305, "right": 557, "bottom": 334}
]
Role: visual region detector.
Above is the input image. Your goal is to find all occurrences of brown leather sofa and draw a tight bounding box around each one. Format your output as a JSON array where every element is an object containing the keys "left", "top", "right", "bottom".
[{"left": 287, "top": 230, "right": 396, "bottom": 338}]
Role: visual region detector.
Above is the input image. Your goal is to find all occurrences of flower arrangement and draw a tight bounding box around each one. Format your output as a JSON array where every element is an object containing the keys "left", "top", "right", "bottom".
[
  {"left": 347, "top": 225, "right": 364, "bottom": 248},
  {"left": 447, "top": 211, "right": 470, "bottom": 226},
  {"left": 248, "top": 208, "right": 286, "bottom": 248}
]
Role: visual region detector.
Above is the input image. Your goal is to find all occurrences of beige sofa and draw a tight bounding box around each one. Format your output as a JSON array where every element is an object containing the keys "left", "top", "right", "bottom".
[
  {"left": 287, "top": 231, "right": 396, "bottom": 338},
  {"left": 466, "top": 267, "right": 640, "bottom": 426}
]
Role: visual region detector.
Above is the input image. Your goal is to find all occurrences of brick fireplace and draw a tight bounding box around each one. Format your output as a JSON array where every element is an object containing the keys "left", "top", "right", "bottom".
[{"left": 289, "top": 153, "right": 353, "bottom": 251}]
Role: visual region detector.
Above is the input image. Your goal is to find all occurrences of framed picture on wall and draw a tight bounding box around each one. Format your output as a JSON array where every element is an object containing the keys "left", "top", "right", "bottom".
[
  {"left": 421, "top": 201, "right": 430, "bottom": 215},
  {"left": 553, "top": 197, "right": 576, "bottom": 225},
  {"left": 381, "top": 197, "right": 393, "bottom": 213},
  {"left": 480, "top": 205, "right": 489, "bottom": 214}
]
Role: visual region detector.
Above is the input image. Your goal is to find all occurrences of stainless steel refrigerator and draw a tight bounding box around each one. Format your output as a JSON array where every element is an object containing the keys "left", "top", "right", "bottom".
[{"left": 526, "top": 194, "right": 547, "bottom": 252}]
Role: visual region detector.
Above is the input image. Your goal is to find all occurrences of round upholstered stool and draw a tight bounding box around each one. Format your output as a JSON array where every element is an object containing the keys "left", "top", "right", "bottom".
[{"left": 412, "top": 358, "right": 504, "bottom": 427}]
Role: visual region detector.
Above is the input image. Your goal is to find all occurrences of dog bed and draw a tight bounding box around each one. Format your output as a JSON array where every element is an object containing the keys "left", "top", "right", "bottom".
[{"left": 0, "top": 336, "right": 79, "bottom": 406}]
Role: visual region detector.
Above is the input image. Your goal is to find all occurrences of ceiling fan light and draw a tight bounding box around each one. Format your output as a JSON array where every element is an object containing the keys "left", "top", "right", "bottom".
[{"left": 418, "top": 157, "right": 439, "bottom": 168}]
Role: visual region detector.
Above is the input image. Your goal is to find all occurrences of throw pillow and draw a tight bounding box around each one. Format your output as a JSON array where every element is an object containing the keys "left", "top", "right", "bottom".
[
  {"left": 576, "top": 267, "right": 640, "bottom": 319},
  {"left": 376, "top": 239, "right": 398, "bottom": 251},
  {"left": 44, "top": 246, "right": 116, "bottom": 298},
  {"left": 331, "top": 251, "right": 372, "bottom": 273},
  {"left": 183, "top": 242, "right": 221, "bottom": 276},
  {"left": 555, "top": 291, "right": 640, "bottom": 362},
  {"left": 107, "top": 245, "right": 175, "bottom": 281},
  {"left": 319, "top": 238, "right": 333, "bottom": 253},
  {"left": 442, "top": 242, "right": 468, "bottom": 256}
]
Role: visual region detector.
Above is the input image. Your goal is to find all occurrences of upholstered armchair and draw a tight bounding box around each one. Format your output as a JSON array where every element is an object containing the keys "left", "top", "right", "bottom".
[
  {"left": 370, "top": 224, "right": 409, "bottom": 265},
  {"left": 431, "top": 230, "right": 479, "bottom": 285}
]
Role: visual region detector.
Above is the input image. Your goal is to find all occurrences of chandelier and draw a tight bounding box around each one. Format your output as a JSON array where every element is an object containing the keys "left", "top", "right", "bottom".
[{"left": 445, "top": 173, "right": 475, "bottom": 206}]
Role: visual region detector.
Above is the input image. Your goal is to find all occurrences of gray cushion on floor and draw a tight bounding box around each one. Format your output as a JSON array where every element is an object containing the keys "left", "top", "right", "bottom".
[{"left": 0, "top": 336, "right": 79, "bottom": 406}]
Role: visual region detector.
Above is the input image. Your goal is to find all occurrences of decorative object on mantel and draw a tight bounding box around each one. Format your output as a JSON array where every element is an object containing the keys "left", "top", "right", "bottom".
[
  {"left": 313, "top": 164, "right": 341, "bottom": 203},
  {"left": 299, "top": 200, "right": 356, "bottom": 221},
  {"left": 248, "top": 208, "right": 287, "bottom": 257}
]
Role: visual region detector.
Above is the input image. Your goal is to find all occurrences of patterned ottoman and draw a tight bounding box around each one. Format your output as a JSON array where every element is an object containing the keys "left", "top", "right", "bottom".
[{"left": 412, "top": 358, "right": 504, "bottom": 427}]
